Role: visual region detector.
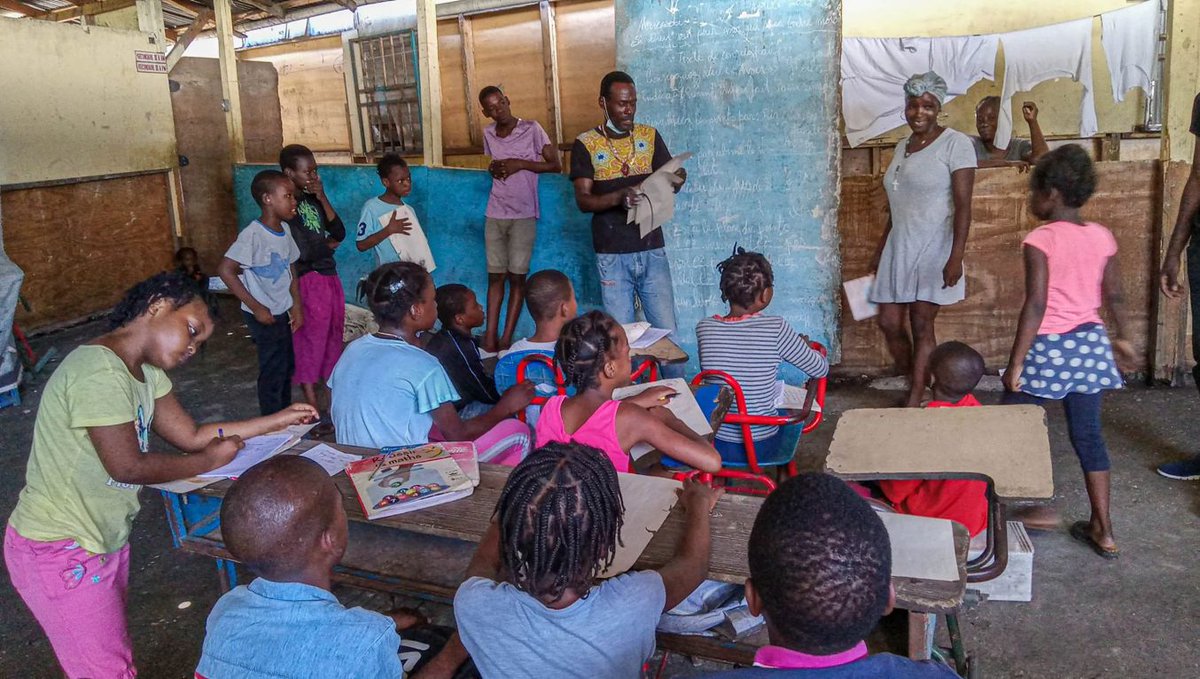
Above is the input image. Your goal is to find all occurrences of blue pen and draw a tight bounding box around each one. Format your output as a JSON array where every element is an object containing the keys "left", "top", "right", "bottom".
[{"left": 218, "top": 428, "right": 224, "bottom": 438}]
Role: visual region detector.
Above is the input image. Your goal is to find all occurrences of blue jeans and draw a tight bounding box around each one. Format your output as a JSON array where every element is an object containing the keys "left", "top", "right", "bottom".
[
  {"left": 596, "top": 248, "right": 683, "bottom": 378},
  {"left": 1002, "top": 390, "right": 1110, "bottom": 472}
]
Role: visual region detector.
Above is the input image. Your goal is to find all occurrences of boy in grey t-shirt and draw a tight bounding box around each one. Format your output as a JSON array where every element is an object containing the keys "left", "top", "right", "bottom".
[
  {"left": 453, "top": 442, "right": 723, "bottom": 679},
  {"left": 218, "top": 170, "right": 301, "bottom": 415}
]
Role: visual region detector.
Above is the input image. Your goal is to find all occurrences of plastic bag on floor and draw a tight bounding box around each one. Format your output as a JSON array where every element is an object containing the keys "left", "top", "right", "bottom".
[{"left": 657, "top": 580, "right": 764, "bottom": 638}]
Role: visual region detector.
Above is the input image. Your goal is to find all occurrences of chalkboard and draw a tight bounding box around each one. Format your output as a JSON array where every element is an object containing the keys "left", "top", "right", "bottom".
[{"left": 615, "top": 0, "right": 844, "bottom": 363}]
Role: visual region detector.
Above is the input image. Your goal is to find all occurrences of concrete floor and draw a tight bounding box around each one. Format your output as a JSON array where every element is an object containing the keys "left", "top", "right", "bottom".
[{"left": 1, "top": 300, "right": 1197, "bottom": 678}]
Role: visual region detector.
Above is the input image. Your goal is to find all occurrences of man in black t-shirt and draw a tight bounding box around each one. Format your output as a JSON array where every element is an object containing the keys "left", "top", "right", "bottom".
[
  {"left": 1157, "top": 93, "right": 1200, "bottom": 481},
  {"left": 570, "top": 71, "right": 686, "bottom": 375}
]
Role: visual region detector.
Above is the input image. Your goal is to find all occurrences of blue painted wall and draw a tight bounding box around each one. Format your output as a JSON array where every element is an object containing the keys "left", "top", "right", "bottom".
[
  {"left": 615, "top": 0, "right": 844, "bottom": 364},
  {"left": 233, "top": 164, "right": 601, "bottom": 340}
]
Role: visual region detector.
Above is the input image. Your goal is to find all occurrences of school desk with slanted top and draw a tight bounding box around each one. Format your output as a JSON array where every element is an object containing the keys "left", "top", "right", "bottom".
[
  {"left": 631, "top": 336, "right": 688, "bottom": 365},
  {"left": 825, "top": 405, "right": 1054, "bottom": 673},
  {"left": 160, "top": 440, "right": 968, "bottom": 669}
]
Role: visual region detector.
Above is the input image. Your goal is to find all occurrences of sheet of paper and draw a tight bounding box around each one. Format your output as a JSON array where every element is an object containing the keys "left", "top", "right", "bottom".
[
  {"left": 613, "top": 378, "right": 712, "bottom": 459},
  {"left": 842, "top": 275, "right": 878, "bottom": 321},
  {"left": 627, "top": 152, "right": 693, "bottom": 238},
  {"left": 622, "top": 322, "right": 651, "bottom": 346},
  {"left": 198, "top": 433, "right": 295, "bottom": 479},
  {"left": 207, "top": 276, "right": 228, "bottom": 292},
  {"left": 600, "top": 473, "right": 682, "bottom": 577},
  {"left": 877, "top": 512, "right": 959, "bottom": 582},
  {"left": 300, "top": 443, "right": 361, "bottom": 476},
  {"left": 378, "top": 208, "right": 437, "bottom": 272},
  {"left": 629, "top": 327, "right": 671, "bottom": 350},
  {"left": 774, "top": 381, "right": 822, "bottom": 413}
]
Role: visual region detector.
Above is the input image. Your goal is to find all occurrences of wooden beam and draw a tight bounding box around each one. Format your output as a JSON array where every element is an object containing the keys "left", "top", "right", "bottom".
[
  {"left": 214, "top": 0, "right": 246, "bottom": 163},
  {"left": 539, "top": 0, "right": 563, "bottom": 147},
  {"left": 40, "top": 0, "right": 136, "bottom": 21},
  {"left": 1153, "top": 0, "right": 1200, "bottom": 382},
  {"left": 0, "top": 0, "right": 40, "bottom": 17},
  {"left": 167, "top": 8, "right": 213, "bottom": 72},
  {"left": 239, "top": 0, "right": 284, "bottom": 19},
  {"left": 161, "top": 0, "right": 204, "bottom": 17},
  {"left": 459, "top": 15, "right": 483, "bottom": 148},
  {"left": 416, "top": 0, "right": 444, "bottom": 166},
  {"left": 136, "top": 0, "right": 166, "bottom": 47}
]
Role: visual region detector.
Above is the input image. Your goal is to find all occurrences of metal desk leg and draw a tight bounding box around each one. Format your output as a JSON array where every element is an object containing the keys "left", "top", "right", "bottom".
[
  {"left": 215, "top": 558, "right": 238, "bottom": 593},
  {"left": 907, "top": 612, "right": 934, "bottom": 660},
  {"left": 946, "top": 614, "right": 968, "bottom": 675}
]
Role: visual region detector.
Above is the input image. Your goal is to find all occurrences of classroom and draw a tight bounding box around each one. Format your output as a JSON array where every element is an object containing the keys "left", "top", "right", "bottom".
[{"left": 0, "top": 0, "right": 1197, "bottom": 677}]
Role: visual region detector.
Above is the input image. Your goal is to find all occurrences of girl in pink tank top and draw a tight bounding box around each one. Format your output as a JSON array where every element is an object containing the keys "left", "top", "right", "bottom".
[{"left": 534, "top": 311, "right": 721, "bottom": 474}]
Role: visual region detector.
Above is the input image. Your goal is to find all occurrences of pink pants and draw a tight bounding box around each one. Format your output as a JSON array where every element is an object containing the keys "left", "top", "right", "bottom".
[
  {"left": 4, "top": 524, "right": 136, "bottom": 678},
  {"left": 293, "top": 271, "right": 345, "bottom": 385},
  {"left": 430, "top": 418, "right": 532, "bottom": 466}
]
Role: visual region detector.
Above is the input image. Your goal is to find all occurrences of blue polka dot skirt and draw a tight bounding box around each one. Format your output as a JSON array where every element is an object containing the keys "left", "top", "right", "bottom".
[{"left": 1017, "top": 322, "right": 1123, "bottom": 399}]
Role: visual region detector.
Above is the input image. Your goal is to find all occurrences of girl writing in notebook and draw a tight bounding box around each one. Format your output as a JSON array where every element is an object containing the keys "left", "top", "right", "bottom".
[
  {"left": 5, "top": 272, "right": 316, "bottom": 678},
  {"left": 535, "top": 310, "right": 722, "bottom": 474}
]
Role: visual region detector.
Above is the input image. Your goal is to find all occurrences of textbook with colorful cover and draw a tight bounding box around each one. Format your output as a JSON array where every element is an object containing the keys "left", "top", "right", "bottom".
[{"left": 346, "top": 442, "right": 477, "bottom": 520}]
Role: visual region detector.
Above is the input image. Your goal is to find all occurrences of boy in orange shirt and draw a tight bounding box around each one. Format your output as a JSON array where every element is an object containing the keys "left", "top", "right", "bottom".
[{"left": 878, "top": 341, "right": 989, "bottom": 536}]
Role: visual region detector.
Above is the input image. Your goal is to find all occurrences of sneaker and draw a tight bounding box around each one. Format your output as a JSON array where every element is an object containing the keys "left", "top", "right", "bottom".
[{"left": 1156, "top": 455, "right": 1200, "bottom": 480}]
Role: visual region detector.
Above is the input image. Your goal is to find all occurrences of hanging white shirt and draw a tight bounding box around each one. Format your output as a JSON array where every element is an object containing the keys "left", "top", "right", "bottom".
[
  {"left": 841, "top": 36, "right": 999, "bottom": 147},
  {"left": 995, "top": 17, "right": 1098, "bottom": 149},
  {"left": 1101, "top": 0, "right": 1160, "bottom": 103}
]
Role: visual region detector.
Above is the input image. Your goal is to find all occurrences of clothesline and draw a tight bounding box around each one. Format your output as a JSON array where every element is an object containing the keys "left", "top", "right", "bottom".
[{"left": 841, "top": 0, "right": 1160, "bottom": 148}]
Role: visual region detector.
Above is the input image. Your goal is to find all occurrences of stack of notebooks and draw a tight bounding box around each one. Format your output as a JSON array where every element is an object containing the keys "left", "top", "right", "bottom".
[{"left": 347, "top": 442, "right": 479, "bottom": 520}]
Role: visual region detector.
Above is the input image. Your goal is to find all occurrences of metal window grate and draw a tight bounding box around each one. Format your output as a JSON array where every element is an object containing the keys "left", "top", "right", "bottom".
[{"left": 350, "top": 30, "right": 423, "bottom": 157}]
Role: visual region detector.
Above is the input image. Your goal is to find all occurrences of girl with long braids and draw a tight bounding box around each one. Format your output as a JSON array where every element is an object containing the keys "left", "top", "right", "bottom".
[
  {"left": 534, "top": 310, "right": 722, "bottom": 474},
  {"left": 327, "top": 262, "right": 535, "bottom": 463},
  {"left": 454, "top": 442, "right": 723, "bottom": 679}
]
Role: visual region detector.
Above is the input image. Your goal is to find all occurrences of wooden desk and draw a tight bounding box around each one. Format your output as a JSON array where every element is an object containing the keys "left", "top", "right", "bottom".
[
  {"left": 632, "top": 336, "right": 688, "bottom": 365},
  {"left": 163, "top": 440, "right": 967, "bottom": 662}
]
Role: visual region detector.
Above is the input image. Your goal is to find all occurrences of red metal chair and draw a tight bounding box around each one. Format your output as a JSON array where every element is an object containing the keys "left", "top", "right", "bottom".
[
  {"left": 513, "top": 354, "right": 660, "bottom": 423},
  {"left": 679, "top": 341, "right": 828, "bottom": 495}
]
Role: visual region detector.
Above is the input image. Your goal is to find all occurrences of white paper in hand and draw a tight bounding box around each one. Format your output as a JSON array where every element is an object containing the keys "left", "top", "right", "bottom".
[
  {"left": 378, "top": 205, "right": 437, "bottom": 272},
  {"left": 843, "top": 275, "right": 878, "bottom": 321},
  {"left": 198, "top": 433, "right": 294, "bottom": 479}
]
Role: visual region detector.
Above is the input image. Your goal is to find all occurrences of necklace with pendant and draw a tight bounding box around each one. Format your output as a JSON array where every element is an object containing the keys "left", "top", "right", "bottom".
[{"left": 601, "top": 127, "right": 634, "bottom": 176}]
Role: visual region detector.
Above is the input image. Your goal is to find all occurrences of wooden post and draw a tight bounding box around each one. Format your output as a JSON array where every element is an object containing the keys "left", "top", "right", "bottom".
[
  {"left": 214, "top": 0, "right": 246, "bottom": 164},
  {"left": 415, "top": 0, "right": 444, "bottom": 166},
  {"left": 1153, "top": 0, "right": 1200, "bottom": 382},
  {"left": 539, "top": 0, "right": 564, "bottom": 149},
  {"left": 459, "top": 15, "right": 483, "bottom": 148},
  {"left": 135, "top": 0, "right": 166, "bottom": 48}
]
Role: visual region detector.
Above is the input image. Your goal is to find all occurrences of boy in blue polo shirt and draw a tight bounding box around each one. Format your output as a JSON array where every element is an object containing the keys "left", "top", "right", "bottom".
[
  {"left": 196, "top": 455, "right": 468, "bottom": 679},
  {"left": 706, "top": 473, "right": 957, "bottom": 678}
]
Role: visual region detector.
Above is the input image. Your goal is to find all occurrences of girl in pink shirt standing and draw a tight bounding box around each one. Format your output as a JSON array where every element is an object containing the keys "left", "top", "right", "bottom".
[{"left": 1003, "top": 144, "right": 1135, "bottom": 560}]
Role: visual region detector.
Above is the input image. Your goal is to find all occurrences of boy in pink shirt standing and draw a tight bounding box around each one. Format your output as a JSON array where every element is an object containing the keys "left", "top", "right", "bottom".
[
  {"left": 478, "top": 86, "right": 561, "bottom": 353},
  {"left": 1003, "top": 145, "right": 1135, "bottom": 560}
]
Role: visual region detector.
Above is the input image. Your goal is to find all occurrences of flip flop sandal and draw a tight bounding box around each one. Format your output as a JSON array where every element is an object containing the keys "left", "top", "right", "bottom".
[{"left": 1069, "top": 520, "right": 1119, "bottom": 560}]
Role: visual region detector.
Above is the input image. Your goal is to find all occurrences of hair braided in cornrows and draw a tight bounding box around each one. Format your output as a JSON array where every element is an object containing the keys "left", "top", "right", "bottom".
[
  {"left": 555, "top": 310, "right": 619, "bottom": 392},
  {"left": 356, "top": 262, "right": 430, "bottom": 326},
  {"left": 495, "top": 442, "right": 625, "bottom": 602},
  {"left": 717, "top": 249, "right": 774, "bottom": 309}
]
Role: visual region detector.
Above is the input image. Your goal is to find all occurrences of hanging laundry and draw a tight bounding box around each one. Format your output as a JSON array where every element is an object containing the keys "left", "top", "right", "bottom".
[
  {"left": 1101, "top": 0, "right": 1160, "bottom": 103},
  {"left": 995, "top": 17, "right": 1098, "bottom": 149},
  {"left": 841, "top": 36, "right": 999, "bottom": 147}
]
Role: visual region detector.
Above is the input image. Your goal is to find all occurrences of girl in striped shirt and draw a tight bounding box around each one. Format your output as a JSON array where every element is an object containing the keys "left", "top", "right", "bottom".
[{"left": 696, "top": 250, "right": 829, "bottom": 466}]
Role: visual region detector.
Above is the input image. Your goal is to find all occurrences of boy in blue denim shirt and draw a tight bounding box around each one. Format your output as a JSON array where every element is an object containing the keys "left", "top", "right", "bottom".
[{"left": 196, "top": 456, "right": 468, "bottom": 679}]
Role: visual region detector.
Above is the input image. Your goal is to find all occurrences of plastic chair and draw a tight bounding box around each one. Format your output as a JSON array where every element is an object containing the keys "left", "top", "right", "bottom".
[
  {"left": 513, "top": 353, "right": 660, "bottom": 423},
  {"left": 680, "top": 342, "right": 828, "bottom": 494}
]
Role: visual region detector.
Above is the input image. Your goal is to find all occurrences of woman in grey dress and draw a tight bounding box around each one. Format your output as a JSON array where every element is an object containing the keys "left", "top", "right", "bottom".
[{"left": 869, "top": 72, "right": 977, "bottom": 407}]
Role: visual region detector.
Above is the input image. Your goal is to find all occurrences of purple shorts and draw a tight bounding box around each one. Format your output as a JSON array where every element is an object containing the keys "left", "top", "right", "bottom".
[{"left": 293, "top": 271, "right": 346, "bottom": 385}]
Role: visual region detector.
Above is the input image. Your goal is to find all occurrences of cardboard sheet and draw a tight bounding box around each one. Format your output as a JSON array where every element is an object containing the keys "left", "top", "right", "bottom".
[
  {"left": 878, "top": 512, "right": 960, "bottom": 582},
  {"left": 600, "top": 472, "right": 683, "bottom": 577},
  {"left": 827, "top": 406, "right": 1054, "bottom": 499},
  {"left": 613, "top": 378, "right": 714, "bottom": 458}
]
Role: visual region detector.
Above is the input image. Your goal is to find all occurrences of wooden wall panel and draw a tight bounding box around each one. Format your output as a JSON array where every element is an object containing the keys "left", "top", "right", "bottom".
[
  {"left": 837, "top": 161, "right": 1158, "bottom": 376},
  {"left": 438, "top": 20, "right": 472, "bottom": 150},
  {"left": 4, "top": 173, "right": 175, "bottom": 330},
  {"left": 470, "top": 9, "right": 551, "bottom": 143},
  {"left": 170, "top": 57, "right": 284, "bottom": 273},
  {"left": 246, "top": 40, "right": 353, "bottom": 153},
  {"left": 555, "top": 0, "right": 616, "bottom": 144}
]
